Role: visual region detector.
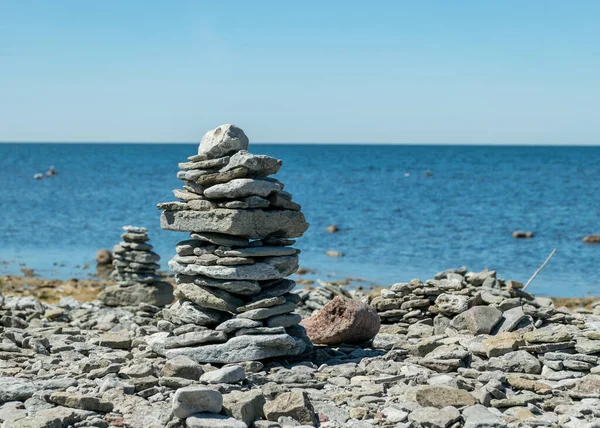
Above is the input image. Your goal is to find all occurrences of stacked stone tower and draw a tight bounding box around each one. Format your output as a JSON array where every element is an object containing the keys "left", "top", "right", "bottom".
[
  {"left": 156, "top": 124, "right": 310, "bottom": 363},
  {"left": 99, "top": 226, "right": 173, "bottom": 307}
]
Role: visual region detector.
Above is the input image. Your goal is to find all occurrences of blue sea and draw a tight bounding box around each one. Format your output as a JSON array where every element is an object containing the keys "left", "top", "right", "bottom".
[{"left": 0, "top": 143, "right": 599, "bottom": 297}]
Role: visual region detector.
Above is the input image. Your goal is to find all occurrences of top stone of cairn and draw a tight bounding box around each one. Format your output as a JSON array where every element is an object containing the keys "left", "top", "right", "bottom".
[
  {"left": 153, "top": 124, "right": 310, "bottom": 363},
  {"left": 198, "top": 124, "right": 249, "bottom": 159}
]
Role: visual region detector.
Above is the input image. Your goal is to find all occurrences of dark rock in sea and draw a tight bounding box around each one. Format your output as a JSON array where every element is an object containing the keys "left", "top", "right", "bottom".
[{"left": 513, "top": 231, "right": 534, "bottom": 238}]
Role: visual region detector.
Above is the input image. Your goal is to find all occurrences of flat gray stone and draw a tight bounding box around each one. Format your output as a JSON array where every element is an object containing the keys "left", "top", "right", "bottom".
[
  {"left": 235, "top": 326, "right": 286, "bottom": 336},
  {"left": 171, "top": 386, "right": 222, "bottom": 419},
  {"left": 177, "top": 274, "right": 261, "bottom": 296},
  {"left": 222, "top": 150, "right": 282, "bottom": 176},
  {"left": 179, "top": 156, "right": 230, "bottom": 170},
  {"left": 175, "top": 239, "right": 218, "bottom": 256},
  {"left": 462, "top": 404, "right": 505, "bottom": 428},
  {"left": 173, "top": 254, "right": 219, "bottom": 266},
  {"left": 216, "top": 318, "right": 262, "bottom": 333},
  {"left": 0, "top": 402, "right": 27, "bottom": 426},
  {"left": 174, "top": 189, "right": 205, "bottom": 201},
  {"left": 215, "top": 246, "right": 298, "bottom": 258},
  {"left": 123, "top": 225, "right": 147, "bottom": 233},
  {"left": 237, "top": 296, "right": 287, "bottom": 312},
  {"left": 164, "top": 331, "right": 228, "bottom": 349},
  {"left": 216, "top": 256, "right": 255, "bottom": 266},
  {"left": 114, "top": 250, "right": 160, "bottom": 264},
  {"left": 524, "top": 324, "right": 574, "bottom": 343},
  {"left": 237, "top": 301, "right": 297, "bottom": 320},
  {"left": 160, "top": 355, "right": 204, "bottom": 380},
  {"left": 99, "top": 282, "right": 174, "bottom": 307},
  {"left": 477, "top": 350, "right": 542, "bottom": 374},
  {"left": 253, "top": 279, "right": 297, "bottom": 300},
  {"left": 165, "top": 334, "right": 306, "bottom": 363},
  {"left": 408, "top": 406, "right": 460, "bottom": 428},
  {"left": 576, "top": 337, "right": 600, "bottom": 354},
  {"left": 268, "top": 194, "right": 301, "bottom": 211},
  {"left": 204, "top": 178, "right": 282, "bottom": 200},
  {"left": 121, "top": 232, "right": 149, "bottom": 242},
  {"left": 177, "top": 169, "right": 217, "bottom": 181},
  {"left": 450, "top": 306, "right": 503, "bottom": 335},
  {"left": 162, "top": 301, "right": 227, "bottom": 326},
  {"left": 569, "top": 374, "right": 600, "bottom": 398},
  {"left": 110, "top": 271, "right": 162, "bottom": 284},
  {"left": 0, "top": 377, "right": 36, "bottom": 402},
  {"left": 263, "top": 391, "right": 317, "bottom": 426},
  {"left": 11, "top": 407, "right": 94, "bottom": 428},
  {"left": 198, "top": 124, "right": 249, "bottom": 159},
  {"left": 496, "top": 306, "right": 527, "bottom": 333},
  {"left": 200, "top": 365, "right": 245, "bottom": 384},
  {"left": 186, "top": 413, "right": 247, "bottom": 428},
  {"left": 175, "top": 282, "right": 243, "bottom": 313},
  {"left": 157, "top": 201, "right": 189, "bottom": 211},
  {"left": 265, "top": 313, "right": 302, "bottom": 328},
  {"left": 193, "top": 167, "right": 248, "bottom": 186},
  {"left": 435, "top": 294, "right": 469, "bottom": 315},
  {"left": 169, "top": 256, "right": 298, "bottom": 281},
  {"left": 222, "top": 390, "right": 266, "bottom": 426},
  {"left": 161, "top": 209, "right": 309, "bottom": 239},
  {"left": 188, "top": 199, "right": 216, "bottom": 211},
  {"left": 190, "top": 232, "right": 249, "bottom": 247}
]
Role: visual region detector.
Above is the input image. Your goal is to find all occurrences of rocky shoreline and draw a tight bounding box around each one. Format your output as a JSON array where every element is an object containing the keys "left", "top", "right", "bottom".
[
  {"left": 2, "top": 125, "right": 600, "bottom": 427},
  {"left": 1, "top": 265, "right": 600, "bottom": 427}
]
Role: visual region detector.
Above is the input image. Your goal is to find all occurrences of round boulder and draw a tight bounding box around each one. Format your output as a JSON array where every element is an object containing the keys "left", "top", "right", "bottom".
[
  {"left": 198, "top": 124, "right": 249, "bottom": 158},
  {"left": 300, "top": 296, "right": 380, "bottom": 345}
]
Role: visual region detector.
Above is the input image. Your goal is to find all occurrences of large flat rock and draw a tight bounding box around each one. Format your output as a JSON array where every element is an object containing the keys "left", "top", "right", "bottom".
[
  {"left": 160, "top": 209, "right": 309, "bottom": 239},
  {"left": 165, "top": 334, "right": 306, "bottom": 363},
  {"left": 169, "top": 256, "right": 298, "bottom": 281}
]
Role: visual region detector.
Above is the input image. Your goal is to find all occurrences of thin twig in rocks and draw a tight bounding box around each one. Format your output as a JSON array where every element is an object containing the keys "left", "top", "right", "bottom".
[{"left": 523, "top": 248, "right": 557, "bottom": 291}]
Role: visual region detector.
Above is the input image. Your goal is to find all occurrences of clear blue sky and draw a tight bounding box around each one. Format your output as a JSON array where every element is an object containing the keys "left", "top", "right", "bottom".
[{"left": 1, "top": 1, "right": 599, "bottom": 144}]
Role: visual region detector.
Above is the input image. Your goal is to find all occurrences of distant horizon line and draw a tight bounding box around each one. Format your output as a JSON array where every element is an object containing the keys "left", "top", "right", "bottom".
[{"left": 1, "top": 141, "right": 599, "bottom": 147}]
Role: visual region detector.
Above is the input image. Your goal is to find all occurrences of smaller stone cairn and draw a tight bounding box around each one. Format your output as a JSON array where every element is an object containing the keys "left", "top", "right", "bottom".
[
  {"left": 370, "top": 267, "right": 557, "bottom": 333},
  {"left": 153, "top": 124, "right": 310, "bottom": 364},
  {"left": 99, "top": 226, "right": 173, "bottom": 307}
]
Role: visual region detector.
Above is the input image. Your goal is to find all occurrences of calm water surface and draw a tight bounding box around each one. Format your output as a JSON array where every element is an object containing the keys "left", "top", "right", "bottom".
[{"left": 0, "top": 143, "right": 599, "bottom": 297}]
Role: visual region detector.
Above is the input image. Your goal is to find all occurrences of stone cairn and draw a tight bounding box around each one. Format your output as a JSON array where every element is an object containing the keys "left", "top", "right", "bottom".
[
  {"left": 366, "top": 267, "right": 600, "bottom": 425},
  {"left": 154, "top": 124, "right": 310, "bottom": 364},
  {"left": 99, "top": 226, "right": 173, "bottom": 307}
]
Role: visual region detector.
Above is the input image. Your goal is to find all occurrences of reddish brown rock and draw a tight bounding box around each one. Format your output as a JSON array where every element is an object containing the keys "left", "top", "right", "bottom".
[
  {"left": 300, "top": 296, "right": 380, "bottom": 345},
  {"left": 583, "top": 235, "right": 600, "bottom": 243}
]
